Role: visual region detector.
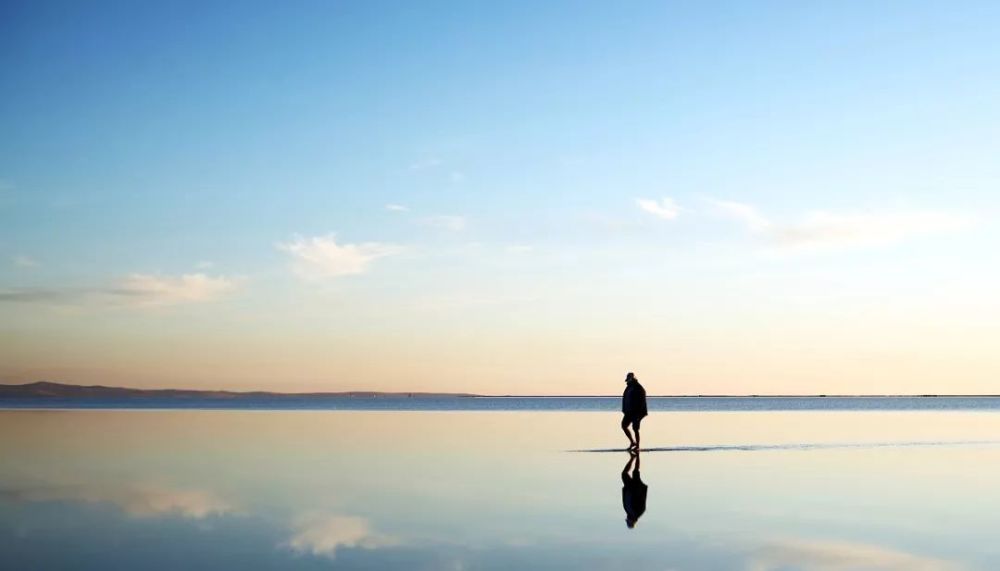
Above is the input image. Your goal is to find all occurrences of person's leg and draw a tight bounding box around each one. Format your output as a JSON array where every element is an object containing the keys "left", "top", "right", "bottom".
[
  {"left": 621, "top": 415, "right": 636, "bottom": 449},
  {"left": 622, "top": 453, "right": 636, "bottom": 482},
  {"left": 632, "top": 418, "right": 642, "bottom": 450}
]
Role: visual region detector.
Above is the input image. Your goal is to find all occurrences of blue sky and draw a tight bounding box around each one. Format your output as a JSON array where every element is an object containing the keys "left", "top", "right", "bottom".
[{"left": 2, "top": 1, "right": 999, "bottom": 394}]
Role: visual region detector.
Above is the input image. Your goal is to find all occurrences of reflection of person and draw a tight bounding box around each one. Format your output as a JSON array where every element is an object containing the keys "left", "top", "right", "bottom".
[
  {"left": 622, "top": 451, "right": 647, "bottom": 529},
  {"left": 621, "top": 372, "right": 647, "bottom": 451}
]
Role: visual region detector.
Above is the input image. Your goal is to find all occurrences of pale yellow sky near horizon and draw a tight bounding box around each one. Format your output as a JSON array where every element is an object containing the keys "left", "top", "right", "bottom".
[{"left": 3, "top": 257, "right": 998, "bottom": 396}]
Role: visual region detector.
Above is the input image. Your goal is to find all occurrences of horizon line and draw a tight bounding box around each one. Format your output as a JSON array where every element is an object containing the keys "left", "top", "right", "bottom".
[{"left": 2, "top": 381, "right": 999, "bottom": 399}]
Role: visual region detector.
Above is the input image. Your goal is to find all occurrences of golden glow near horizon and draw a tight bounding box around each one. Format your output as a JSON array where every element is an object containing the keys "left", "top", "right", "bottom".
[{"left": 2, "top": 229, "right": 999, "bottom": 395}]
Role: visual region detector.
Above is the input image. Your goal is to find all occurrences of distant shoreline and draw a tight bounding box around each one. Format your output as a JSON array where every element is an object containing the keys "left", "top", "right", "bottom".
[{"left": 1, "top": 381, "right": 998, "bottom": 400}]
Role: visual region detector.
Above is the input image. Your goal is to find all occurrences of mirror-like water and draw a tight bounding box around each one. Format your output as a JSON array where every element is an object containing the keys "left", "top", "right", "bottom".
[{"left": 2, "top": 409, "right": 999, "bottom": 570}]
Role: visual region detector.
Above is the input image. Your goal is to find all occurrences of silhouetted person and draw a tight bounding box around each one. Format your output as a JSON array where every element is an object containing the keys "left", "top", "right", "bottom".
[
  {"left": 621, "top": 372, "right": 647, "bottom": 451},
  {"left": 622, "top": 451, "right": 647, "bottom": 529}
]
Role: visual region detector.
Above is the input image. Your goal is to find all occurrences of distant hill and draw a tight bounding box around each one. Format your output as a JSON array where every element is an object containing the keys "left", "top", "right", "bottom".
[
  {"left": 1, "top": 382, "right": 991, "bottom": 402},
  {"left": 0, "top": 381, "right": 479, "bottom": 400}
]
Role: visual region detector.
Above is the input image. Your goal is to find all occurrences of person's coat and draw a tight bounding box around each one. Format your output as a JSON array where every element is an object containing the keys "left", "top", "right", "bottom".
[{"left": 622, "top": 381, "right": 647, "bottom": 419}]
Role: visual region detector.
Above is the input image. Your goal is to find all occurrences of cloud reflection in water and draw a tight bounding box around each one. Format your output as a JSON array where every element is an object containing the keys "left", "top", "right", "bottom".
[
  {"left": 749, "top": 538, "right": 965, "bottom": 571},
  {"left": 284, "top": 513, "right": 396, "bottom": 559},
  {"left": 3, "top": 484, "right": 236, "bottom": 519}
]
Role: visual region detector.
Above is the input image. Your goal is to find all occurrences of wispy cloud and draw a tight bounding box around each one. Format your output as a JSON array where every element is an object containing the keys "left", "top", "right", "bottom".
[
  {"left": 385, "top": 203, "right": 409, "bottom": 212},
  {"left": 114, "top": 273, "right": 238, "bottom": 306},
  {"left": 421, "top": 215, "right": 467, "bottom": 232},
  {"left": 4, "top": 484, "right": 237, "bottom": 520},
  {"left": 284, "top": 513, "right": 395, "bottom": 559},
  {"left": 0, "top": 273, "right": 239, "bottom": 307},
  {"left": 707, "top": 198, "right": 771, "bottom": 233},
  {"left": 0, "top": 288, "right": 85, "bottom": 304},
  {"left": 12, "top": 255, "right": 39, "bottom": 268},
  {"left": 749, "top": 537, "right": 964, "bottom": 571},
  {"left": 772, "top": 211, "right": 969, "bottom": 250},
  {"left": 708, "top": 198, "right": 970, "bottom": 252},
  {"left": 636, "top": 197, "right": 680, "bottom": 220},
  {"left": 277, "top": 234, "right": 400, "bottom": 280}
]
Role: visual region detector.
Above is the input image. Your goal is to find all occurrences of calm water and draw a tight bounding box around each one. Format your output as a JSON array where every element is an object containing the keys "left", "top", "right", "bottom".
[{"left": 3, "top": 407, "right": 1000, "bottom": 570}]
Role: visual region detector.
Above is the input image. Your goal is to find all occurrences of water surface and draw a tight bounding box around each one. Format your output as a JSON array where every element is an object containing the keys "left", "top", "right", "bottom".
[{"left": 2, "top": 408, "right": 999, "bottom": 570}]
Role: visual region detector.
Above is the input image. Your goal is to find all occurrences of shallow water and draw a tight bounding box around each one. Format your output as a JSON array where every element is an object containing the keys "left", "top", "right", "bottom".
[{"left": 2, "top": 409, "right": 1000, "bottom": 570}]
